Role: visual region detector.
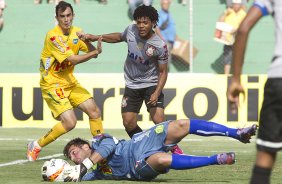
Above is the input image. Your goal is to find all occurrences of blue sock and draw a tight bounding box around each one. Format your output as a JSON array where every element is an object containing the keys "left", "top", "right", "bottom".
[
  {"left": 189, "top": 119, "right": 239, "bottom": 140},
  {"left": 170, "top": 154, "right": 218, "bottom": 170}
]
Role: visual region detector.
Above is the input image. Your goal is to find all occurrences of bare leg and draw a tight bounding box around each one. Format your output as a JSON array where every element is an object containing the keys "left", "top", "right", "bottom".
[
  {"left": 146, "top": 152, "right": 172, "bottom": 173},
  {"left": 122, "top": 112, "right": 142, "bottom": 138},
  {"left": 250, "top": 151, "right": 276, "bottom": 184},
  {"left": 224, "top": 64, "right": 231, "bottom": 74},
  {"left": 78, "top": 98, "right": 101, "bottom": 120},
  {"left": 256, "top": 151, "right": 276, "bottom": 168},
  {"left": 79, "top": 98, "right": 103, "bottom": 135},
  {"left": 165, "top": 119, "right": 190, "bottom": 145},
  {"left": 122, "top": 112, "right": 138, "bottom": 131},
  {"left": 150, "top": 107, "right": 165, "bottom": 124}
]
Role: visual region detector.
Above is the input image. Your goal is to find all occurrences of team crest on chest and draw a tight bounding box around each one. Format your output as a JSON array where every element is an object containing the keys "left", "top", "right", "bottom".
[
  {"left": 145, "top": 45, "right": 156, "bottom": 57},
  {"left": 73, "top": 38, "right": 78, "bottom": 44}
]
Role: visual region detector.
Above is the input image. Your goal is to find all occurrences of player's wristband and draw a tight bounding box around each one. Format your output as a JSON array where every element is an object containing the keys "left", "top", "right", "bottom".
[{"left": 82, "top": 158, "right": 94, "bottom": 170}]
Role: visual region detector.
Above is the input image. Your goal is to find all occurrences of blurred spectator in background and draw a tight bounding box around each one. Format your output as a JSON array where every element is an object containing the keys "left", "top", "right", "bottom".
[
  {"left": 55, "top": 0, "right": 80, "bottom": 5},
  {"left": 215, "top": 0, "right": 246, "bottom": 74},
  {"left": 99, "top": 0, "right": 107, "bottom": 4},
  {"left": 155, "top": 0, "right": 176, "bottom": 70},
  {"left": 34, "top": 0, "right": 80, "bottom": 5},
  {"left": 178, "top": 0, "right": 187, "bottom": 6},
  {"left": 226, "top": 0, "right": 248, "bottom": 10},
  {"left": 128, "top": 0, "right": 153, "bottom": 20},
  {"left": 0, "top": 0, "right": 6, "bottom": 32},
  {"left": 34, "top": 0, "right": 54, "bottom": 4}
]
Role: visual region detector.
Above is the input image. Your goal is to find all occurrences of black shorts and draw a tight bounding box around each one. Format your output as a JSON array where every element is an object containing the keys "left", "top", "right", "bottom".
[
  {"left": 257, "top": 78, "right": 282, "bottom": 153},
  {"left": 121, "top": 86, "right": 164, "bottom": 113}
]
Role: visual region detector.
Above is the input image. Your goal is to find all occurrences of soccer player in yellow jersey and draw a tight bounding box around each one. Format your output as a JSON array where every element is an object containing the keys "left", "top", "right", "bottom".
[{"left": 27, "top": 1, "right": 104, "bottom": 161}]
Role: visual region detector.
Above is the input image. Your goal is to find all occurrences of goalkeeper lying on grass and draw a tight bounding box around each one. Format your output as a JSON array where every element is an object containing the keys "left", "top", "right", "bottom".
[{"left": 43, "top": 118, "right": 257, "bottom": 182}]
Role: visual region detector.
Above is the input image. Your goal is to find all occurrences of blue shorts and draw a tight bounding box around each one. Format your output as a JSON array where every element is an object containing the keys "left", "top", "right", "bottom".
[
  {"left": 135, "top": 159, "right": 168, "bottom": 181},
  {"left": 130, "top": 121, "right": 174, "bottom": 180}
]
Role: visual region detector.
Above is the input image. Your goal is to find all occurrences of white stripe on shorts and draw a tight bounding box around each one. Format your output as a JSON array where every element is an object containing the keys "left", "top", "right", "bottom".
[{"left": 257, "top": 138, "right": 282, "bottom": 149}]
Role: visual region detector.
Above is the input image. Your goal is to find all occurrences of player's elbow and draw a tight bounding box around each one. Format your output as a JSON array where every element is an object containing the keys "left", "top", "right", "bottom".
[
  {"left": 237, "top": 21, "right": 252, "bottom": 36},
  {"left": 67, "top": 55, "right": 79, "bottom": 65}
]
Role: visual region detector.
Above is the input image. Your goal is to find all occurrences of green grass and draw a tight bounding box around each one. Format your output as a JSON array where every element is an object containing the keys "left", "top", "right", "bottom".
[{"left": 0, "top": 128, "right": 281, "bottom": 184}]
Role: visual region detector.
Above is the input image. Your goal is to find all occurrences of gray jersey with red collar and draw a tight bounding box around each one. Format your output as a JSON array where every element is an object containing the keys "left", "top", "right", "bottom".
[{"left": 121, "top": 24, "right": 168, "bottom": 89}]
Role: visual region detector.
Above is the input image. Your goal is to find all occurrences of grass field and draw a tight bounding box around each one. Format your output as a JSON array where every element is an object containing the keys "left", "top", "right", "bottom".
[{"left": 0, "top": 128, "right": 281, "bottom": 184}]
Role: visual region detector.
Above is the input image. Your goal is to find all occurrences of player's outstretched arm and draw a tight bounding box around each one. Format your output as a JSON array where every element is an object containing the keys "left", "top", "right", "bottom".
[
  {"left": 77, "top": 32, "right": 122, "bottom": 43},
  {"left": 67, "top": 37, "right": 102, "bottom": 65},
  {"left": 227, "top": 6, "right": 263, "bottom": 112}
]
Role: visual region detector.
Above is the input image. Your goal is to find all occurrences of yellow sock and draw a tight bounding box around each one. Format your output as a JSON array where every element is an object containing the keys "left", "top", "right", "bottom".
[
  {"left": 89, "top": 118, "right": 104, "bottom": 136},
  {"left": 38, "top": 122, "right": 67, "bottom": 147}
]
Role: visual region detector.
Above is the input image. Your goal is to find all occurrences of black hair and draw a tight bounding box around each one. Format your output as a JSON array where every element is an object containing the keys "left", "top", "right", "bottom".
[
  {"left": 55, "top": 1, "right": 74, "bottom": 17},
  {"left": 133, "top": 4, "right": 159, "bottom": 26},
  {"left": 63, "top": 137, "right": 90, "bottom": 159}
]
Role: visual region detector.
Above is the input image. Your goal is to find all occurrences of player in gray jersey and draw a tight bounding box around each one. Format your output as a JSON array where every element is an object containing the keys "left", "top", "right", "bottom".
[
  {"left": 62, "top": 118, "right": 257, "bottom": 181},
  {"left": 227, "top": 0, "right": 282, "bottom": 183},
  {"left": 77, "top": 5, "right": 183, "bottom": 154}
]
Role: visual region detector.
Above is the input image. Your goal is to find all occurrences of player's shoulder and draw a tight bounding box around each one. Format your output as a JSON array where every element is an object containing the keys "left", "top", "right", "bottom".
[
  {"left": 71, "top": 26, "right": 83, "bottom": 33},
  {"left": 149, "top": 34, "right": 167, "bottom": 49},
  {"left": 127, "top": 23, "right": 136, "bottom": 32},
  {"left": 45, "top": 26, "right": 61, "bottom": 39},
  {"left": 46, "top": 27, "right": 56, "bottom": 36}
]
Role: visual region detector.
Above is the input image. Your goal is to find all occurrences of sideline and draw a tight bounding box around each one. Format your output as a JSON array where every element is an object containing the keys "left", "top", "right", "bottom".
[{"left": 0, "top": 153, "right": 63, "bottom": 167}]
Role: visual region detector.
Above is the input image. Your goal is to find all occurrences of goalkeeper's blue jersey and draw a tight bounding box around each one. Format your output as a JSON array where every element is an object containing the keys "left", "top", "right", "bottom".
[{"left": 82, "top": 121, "right": 174, "bottom": 181}]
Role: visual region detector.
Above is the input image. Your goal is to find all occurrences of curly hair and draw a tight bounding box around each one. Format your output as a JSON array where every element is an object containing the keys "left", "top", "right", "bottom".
[
  {"left": 133, "top": 4, "right": 159, "bottom": 25},
  {"left": 55, "top": 1, "right": 74, "bottom": 17},
  {"left": 63, "top": 137, "right": 90, "bottom": 159}
]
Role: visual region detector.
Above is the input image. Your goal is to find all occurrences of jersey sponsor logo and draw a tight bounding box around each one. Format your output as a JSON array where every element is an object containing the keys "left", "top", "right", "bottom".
[
  {"left": 50, "top": 36, "right": 65, "bottom": 53},
  {"left": 128, "top": 50, "right": 149, "bottom": 66},
  {"left": 133, "top": 130, "right": 151, "bottom": 143},
  {"left": 55, "top": 88, "right": 65, "bottom": 99},
  {"left": 145, "top": 45, "right": 156, "bottom": 57},
  {"left": 58, "top": 36, "right": 71, "bottom": 50},
  {"left": 73, "top": 38, "right": 78, "bottom": 44},
  {"left": 54, "top": 61, "right": 72, "bottom": 72}
]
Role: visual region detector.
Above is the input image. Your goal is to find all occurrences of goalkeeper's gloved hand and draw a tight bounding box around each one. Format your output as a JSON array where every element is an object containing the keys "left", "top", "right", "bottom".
[{"left": 64, "top": 158, "right": 94, "bottom": 182}]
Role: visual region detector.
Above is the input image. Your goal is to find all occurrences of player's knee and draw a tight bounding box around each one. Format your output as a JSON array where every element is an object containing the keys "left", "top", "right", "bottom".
[
  {"left": 62, "top": 120, "right": 77, "bottom": 131},
  {"left": 123, "top": 120, "right": 137, "bottom": 131},
  {"left": 151, "top": 115, "right": 165, "bottom": 124},
  {"left": 87, "top": 107, "right": 101, "bottom": 119},
  {"left": 122, "top": 113, "right": 138, "bottom": 130},
  {"left": 156, "top": 156, "right": 171, "bottom": 168},
  {"left": 176, "top": 119, "right": 189, "bottom": 130}
]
